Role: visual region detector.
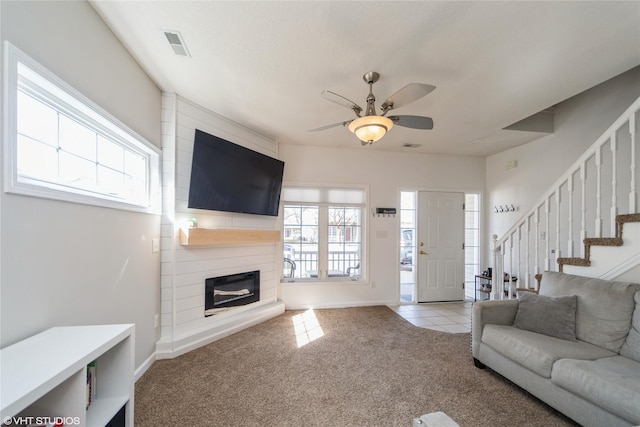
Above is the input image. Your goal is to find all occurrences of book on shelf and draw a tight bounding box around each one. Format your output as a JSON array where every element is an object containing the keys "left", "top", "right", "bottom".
[{"left": 86, "top": 361, "right": 96, "bottom": 409}]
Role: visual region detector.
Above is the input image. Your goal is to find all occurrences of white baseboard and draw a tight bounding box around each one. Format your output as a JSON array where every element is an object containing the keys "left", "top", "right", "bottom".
[
  {"left": 134, "top": 351, "right": 157, "bottom": 382},
  {"left": 600, "top": 252, "right": 640, "bottom": 280},
  {"left": 283, "top": 300, "right": 396, "bottom": 310}
]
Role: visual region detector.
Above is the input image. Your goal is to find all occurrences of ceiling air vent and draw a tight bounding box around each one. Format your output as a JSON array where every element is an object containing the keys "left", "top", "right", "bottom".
[
  {"left": 163, "top": 30, "right": 190, "bottom": 57},
  {"left": 402, "top": 143, "right": 422, "bottom": 148}
]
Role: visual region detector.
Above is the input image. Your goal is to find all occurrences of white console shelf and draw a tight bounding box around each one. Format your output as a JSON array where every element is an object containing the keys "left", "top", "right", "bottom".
[{"left": 0, "top": 324, "right": 134, "bottom": 426}]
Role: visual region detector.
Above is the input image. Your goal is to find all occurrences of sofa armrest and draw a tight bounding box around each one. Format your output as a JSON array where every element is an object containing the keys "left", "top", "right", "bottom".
[{"left": 471, "top": 299, "right": 519, "bottom": 358}]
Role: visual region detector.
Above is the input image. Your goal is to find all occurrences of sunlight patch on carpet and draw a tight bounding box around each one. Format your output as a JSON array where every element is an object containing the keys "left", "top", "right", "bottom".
[{"left": 292, "top": 309, "right": 324, "bottom": 348}]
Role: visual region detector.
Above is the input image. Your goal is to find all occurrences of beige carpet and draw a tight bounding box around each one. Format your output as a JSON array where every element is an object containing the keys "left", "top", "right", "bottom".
[{"left": 135, "top": 306, "right": 578, "bottom": 426}]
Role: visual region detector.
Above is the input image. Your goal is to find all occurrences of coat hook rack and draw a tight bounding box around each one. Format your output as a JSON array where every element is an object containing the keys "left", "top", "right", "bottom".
[
  {"left": 494, "top": 204, "right": 517, "bottom": 213},
  {"left": 372, "top": 207, "right": 397, "bottom": 218}
]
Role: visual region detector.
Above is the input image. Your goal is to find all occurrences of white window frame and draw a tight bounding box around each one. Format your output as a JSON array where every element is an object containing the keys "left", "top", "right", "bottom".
[
  {"left": 399, "top": 190, "right": 417, "bottom": 303},
  {"left": 3, "top": 41, "right": 161, "bottom": 214},
  {"left": 281, "top": 184, "right": 367, "bottom": 283},
  {"left": 464, "top": 192, "right": 482, "bottom": 299}
]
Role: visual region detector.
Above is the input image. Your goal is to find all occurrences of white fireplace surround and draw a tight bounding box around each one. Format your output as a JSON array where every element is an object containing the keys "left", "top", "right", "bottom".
[{"left": 156, "top": 94, "right": 284, "bottom": 359}]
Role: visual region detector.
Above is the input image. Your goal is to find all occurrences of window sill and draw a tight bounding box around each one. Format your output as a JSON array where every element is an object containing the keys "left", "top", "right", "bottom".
[{"left": 280, "top": 278, "right": 367, "bottom": 286}]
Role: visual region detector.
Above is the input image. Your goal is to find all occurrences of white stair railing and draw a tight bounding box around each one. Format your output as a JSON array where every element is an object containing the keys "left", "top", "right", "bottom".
[{"left": 493, "top": 96, "right": 640, "bottom": 298}]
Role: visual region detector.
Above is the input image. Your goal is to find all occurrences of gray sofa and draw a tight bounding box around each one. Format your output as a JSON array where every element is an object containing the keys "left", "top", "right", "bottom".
[{"left": 471, "top": 271, "right": 640, "bottom": 427}]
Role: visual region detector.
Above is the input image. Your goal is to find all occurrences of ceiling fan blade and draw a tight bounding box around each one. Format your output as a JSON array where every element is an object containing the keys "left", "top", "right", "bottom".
[
  {"left": 308, "top": 119, "right": 353, "bottom": 132},
  {"left": 381, "top": 83, "right": 436, "bottom": 112},
  {"left": 321, "top": 90, "right": 363, "bottom": 114},
  {"left": 389, "top": 115, "right": 434, "bottom": 130}
]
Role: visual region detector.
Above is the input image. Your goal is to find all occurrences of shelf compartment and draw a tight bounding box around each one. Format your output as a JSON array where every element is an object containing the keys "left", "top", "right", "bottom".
[
  {"left": 86, "top": 396, "right": 128, "bottom": 427},
  {"left": 180, "top": 228, "right": 281, "bottom": 246},
  {"left": 16, "top": 369, "right": 86, "bottom": 424}
]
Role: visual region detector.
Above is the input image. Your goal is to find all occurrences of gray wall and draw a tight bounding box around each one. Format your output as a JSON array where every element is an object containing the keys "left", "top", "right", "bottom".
[{"left": 0, "top": 1, "right": 162, "bottom": 370}]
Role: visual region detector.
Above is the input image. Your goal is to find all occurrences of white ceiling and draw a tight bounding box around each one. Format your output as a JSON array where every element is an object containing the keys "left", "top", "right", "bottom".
[{"left": 90, "top": 1, "right": 640, "bottom": 157}]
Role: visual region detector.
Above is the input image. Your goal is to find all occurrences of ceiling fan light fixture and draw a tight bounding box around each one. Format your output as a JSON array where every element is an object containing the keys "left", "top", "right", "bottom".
[{"left": 348, "top": 116, "right": 394, "bottom": 144}]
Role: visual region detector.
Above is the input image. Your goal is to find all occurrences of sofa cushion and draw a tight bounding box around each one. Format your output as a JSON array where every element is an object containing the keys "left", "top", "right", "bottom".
[
  {"left": 539, "top": 271, "right": 640, "bottom": 352},
  {"left": 514, "top": 292, "right": 577, "bottom": 341},
  {"left": 552, "top": 356, "right": 640, "bottom": 425},
  {"left": 481, "top": 324, "right": 615, "bottom": 378},
  {"left": 620, "top": 291, "right": 640, "bottom": 363}
]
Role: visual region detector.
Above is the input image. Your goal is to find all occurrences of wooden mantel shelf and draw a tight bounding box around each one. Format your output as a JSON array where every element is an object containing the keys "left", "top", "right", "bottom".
[{"left": 180, "top": 227, "right": 281, "bottom": 246}]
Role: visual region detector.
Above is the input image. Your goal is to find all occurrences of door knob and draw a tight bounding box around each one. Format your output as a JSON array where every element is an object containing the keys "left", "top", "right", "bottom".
[{"left": 420, "top": 250, "right": 429, "bottom": 255}]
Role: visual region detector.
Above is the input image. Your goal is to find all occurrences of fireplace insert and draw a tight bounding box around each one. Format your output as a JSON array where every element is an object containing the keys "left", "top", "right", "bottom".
[{"left": 205, "top": 271, "right": 260, "bottom": 316}]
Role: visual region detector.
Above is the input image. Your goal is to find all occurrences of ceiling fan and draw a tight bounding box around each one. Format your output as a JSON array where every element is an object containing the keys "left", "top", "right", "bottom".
[{"left": 309, "top": 71, "right": 435, "bottom": 146}]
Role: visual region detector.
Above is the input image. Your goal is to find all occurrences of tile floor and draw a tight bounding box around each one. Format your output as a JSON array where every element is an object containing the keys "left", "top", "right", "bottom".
[{"left": 387, "top": 301, "right": 473, "bottom": 333}]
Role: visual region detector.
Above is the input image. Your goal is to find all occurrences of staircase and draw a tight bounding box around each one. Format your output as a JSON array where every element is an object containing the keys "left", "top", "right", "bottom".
[{"left": 491, "top": 96, "right": 640, "bottom": 299}]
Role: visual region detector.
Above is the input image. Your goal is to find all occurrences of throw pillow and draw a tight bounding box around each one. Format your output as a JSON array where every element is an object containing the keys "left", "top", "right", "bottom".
[{"left": 513, "top": 292, "right": 577, "bottom": 341}]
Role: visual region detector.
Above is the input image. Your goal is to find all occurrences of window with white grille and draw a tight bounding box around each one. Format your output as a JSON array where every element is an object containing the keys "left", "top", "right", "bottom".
[
  {"left": 3, "top": 42, "right": 160, "bottom": 213},
  {"left": 281, "top": 185, "right": 366, "bottom": 281}
]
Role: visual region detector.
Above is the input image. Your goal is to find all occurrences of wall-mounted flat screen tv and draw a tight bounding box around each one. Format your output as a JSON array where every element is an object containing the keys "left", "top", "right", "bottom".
[{"left": 187, "top": 129, "right": 285, "bottom": 216}]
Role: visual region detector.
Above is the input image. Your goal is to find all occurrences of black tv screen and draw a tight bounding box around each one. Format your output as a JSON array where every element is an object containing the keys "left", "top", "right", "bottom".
[{"left": 187, "top": 129, "right": 285, "bottom": 216}]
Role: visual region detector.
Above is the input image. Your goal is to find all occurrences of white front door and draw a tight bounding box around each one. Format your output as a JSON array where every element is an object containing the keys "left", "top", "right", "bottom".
[{"left": 417, "top": 191, "right": 465, "bottom": 302}]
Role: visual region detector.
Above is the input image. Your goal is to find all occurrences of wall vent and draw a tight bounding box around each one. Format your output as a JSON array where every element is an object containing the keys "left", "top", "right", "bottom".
[{"left": 163, "top": 30, "right": 190, "bottom": 57}]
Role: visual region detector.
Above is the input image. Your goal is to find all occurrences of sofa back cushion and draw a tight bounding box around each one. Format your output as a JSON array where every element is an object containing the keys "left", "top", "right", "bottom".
[
  {"left": 620, "top": 291, "right": 640, "bottom": 363},
  {"left": 539, "top": 272, "right": 640, "bottom": 352}
]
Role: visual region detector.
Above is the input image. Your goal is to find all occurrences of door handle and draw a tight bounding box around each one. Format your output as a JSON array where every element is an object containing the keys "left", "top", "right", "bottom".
[{"left": 420, "top": 250, "right": 429, "bottom": 255}]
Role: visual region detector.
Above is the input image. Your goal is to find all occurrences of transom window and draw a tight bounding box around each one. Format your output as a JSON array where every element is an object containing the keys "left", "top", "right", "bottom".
[
  {"left": 282, "top": 185, "right": 366, "bottom": 281},
  {"left": 3, "top": 42, "right": 160, "bottom": 213}
]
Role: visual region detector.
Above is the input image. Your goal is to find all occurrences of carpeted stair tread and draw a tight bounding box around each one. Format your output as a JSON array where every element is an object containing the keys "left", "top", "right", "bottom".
[
  {"left": 582, "top": 237, "right": 623, "bottom": 246},
  {"left": 617, "top": 213, "right": 640, "bottom": 223},
  {"left": 557, "top": 257, "right": 591, "bottom": 268}
]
